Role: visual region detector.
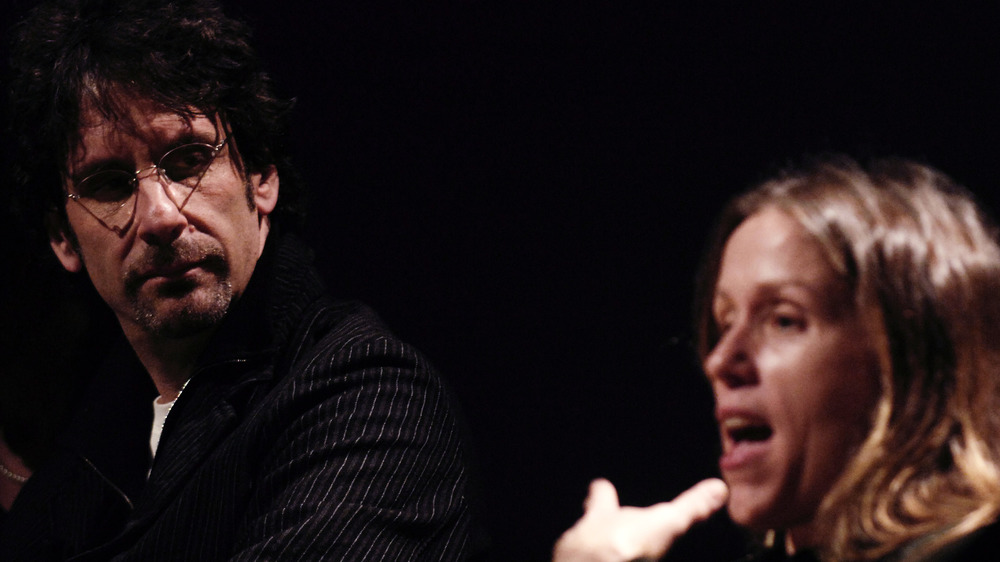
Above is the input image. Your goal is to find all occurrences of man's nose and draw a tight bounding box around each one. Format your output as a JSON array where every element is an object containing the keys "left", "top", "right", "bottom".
[{"left": 132, "top": 169, "right": 189, "bottom": 245}]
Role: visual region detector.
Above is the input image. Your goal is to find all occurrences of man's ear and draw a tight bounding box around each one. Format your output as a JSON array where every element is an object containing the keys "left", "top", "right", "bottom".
[
  {"left": 252, "top": 165, "right": 279, "bottom": 216},
  {"left": 46, "top": 213, "right": 83, "bottom": 273}
]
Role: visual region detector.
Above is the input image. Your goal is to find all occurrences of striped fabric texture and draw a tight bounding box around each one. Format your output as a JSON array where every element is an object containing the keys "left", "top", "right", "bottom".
[{"left": 0, "top": 233, "right": 478, "bottom": 561}]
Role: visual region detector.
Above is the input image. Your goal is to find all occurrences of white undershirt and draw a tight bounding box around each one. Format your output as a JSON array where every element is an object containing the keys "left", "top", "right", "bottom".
[{"left": 150, "top": 397, "right": 175, "bottom": 459}]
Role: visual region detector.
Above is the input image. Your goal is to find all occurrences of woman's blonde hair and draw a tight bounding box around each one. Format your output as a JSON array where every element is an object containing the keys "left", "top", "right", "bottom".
[{"left": 695, "top": 155, "right": 1000, "bottom": 559}]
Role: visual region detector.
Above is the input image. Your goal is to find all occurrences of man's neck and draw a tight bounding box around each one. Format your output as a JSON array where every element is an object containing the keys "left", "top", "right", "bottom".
[{"left": 122, "top": 326, "right": 215, "bottom": 402}]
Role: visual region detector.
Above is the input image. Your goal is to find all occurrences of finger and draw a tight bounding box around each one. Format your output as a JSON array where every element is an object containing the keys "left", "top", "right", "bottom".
[
  {"left": 623, "top": 479, "right": 726, "bottom": 559},
  {"left": 583, "top": 478, "right": 620, "bottom": 514},
  {"left": 649, "top": 478, "right": 728, "bottom": 529}
]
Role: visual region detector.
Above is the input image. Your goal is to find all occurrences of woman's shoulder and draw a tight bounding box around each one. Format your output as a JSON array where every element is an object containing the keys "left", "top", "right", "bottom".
[{"left": 906, "top": 520, "right": 1000, "bottom": 561}]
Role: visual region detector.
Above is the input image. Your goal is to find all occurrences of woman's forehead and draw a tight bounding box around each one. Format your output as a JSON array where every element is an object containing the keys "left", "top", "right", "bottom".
[{"left": 714, "top": 208, "right": 851, "bottom": 308}]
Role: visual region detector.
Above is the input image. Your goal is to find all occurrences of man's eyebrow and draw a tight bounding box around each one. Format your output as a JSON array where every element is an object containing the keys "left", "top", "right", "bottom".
[
  {"left": 169, "top": 129, "right": 218, "bottom": 145},
  {"left": 68, "top": 154, "right": 130, "bottom": 184},
  {"left": 68, "top": 127, "right": 220, "bottom": 182}
]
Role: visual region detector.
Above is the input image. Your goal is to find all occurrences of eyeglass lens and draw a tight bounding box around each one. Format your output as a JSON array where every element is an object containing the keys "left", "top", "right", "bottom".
[{"left": 71, "top": 142, "right": 220, "bottom": 226}]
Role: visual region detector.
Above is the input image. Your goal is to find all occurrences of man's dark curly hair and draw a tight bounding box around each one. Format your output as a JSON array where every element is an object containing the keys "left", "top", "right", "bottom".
[{"left": 7, "top": 0, "right": 303, "bottom": 241}]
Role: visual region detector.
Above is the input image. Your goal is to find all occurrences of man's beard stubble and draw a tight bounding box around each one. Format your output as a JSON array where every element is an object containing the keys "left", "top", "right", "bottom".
[{"left": 123, "top": 238, "right": 233, "bottom": 339}]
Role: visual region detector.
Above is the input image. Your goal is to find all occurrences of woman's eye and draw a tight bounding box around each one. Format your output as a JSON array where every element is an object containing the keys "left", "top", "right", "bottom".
[
  {"left": 713, "top": 315, "right": 732, "bottom": 337},
  {"left": 771, "top": 312, "right": 805, "bottom": 331}
]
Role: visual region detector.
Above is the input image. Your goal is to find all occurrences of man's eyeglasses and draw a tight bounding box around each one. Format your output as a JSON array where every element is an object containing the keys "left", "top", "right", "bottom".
[{"left": 66, "top": 137, "right": 228, "bottom": 235}]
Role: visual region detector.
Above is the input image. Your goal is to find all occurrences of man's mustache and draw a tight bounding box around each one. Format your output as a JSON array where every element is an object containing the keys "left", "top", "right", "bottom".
[{"left": 124, "top": 239, "right": 228, "bottom": 292}]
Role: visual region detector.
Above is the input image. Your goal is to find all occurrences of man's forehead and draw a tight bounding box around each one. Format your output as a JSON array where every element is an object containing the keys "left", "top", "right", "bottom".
[{"left": 70, "top": 99, "right": 219, "bottom": 167}]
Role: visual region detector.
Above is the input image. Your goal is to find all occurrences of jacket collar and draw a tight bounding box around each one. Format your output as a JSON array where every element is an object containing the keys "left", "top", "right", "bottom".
[
  {"left": 70, "top": 229, "right": 328, "bottom": 508},
  {"left": 192, "top": 227, "right": 326, "bottom": 371}
]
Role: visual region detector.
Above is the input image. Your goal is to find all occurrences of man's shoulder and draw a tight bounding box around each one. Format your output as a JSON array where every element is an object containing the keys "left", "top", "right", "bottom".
[
  {"left": 300, "top": 297, "right": 393, "bottom": 341},
  {"left": 261, "top": 232, "right": 410, "bottom": 354},
  {"left": 255, "top": 233, "right": 453, "bottom": 409},
  {"left": 289, "top": 297, "right": 436, "bottom": 377}
]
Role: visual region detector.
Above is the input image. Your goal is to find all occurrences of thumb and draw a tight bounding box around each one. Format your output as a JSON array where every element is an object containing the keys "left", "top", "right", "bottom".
[
  {"left": 583, "top": 478, "right": 621, "bottom": 515},
  {"left": 649, "top": 478, "right": 729, "bottom": 534}
]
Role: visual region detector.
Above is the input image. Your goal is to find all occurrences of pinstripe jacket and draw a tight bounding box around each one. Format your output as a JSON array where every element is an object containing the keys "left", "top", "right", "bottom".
[{"left": 0, "top": 232, "right": 478, "bottom": 561}]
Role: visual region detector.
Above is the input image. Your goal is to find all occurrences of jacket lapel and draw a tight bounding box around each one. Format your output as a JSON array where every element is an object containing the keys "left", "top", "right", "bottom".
[
  {"left": 76, "top": 232, "right": 324, "bottom": 549},
  {"left": 70, "top": 344, "right": 157, "bottom": 507},
  {"left": 130, "top": 354, "right": 274, "bottom": 522}
]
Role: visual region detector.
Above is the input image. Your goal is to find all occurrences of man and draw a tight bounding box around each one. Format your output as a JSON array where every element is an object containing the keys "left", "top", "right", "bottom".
[{"left": 0, "top": 0, "right": 478, "bottom": 559}]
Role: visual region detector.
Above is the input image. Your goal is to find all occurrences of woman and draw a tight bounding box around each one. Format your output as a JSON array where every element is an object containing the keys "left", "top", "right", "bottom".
[{"left": 555, "top": 156, "right": 1000, "bottom": 560}]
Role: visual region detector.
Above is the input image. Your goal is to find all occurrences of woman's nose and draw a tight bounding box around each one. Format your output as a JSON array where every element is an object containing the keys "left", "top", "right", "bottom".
[{"left": 704, "top": 322, "right": 757, "bottom": 389}]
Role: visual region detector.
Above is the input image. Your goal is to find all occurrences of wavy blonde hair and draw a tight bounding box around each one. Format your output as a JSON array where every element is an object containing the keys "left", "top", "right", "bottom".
[{"left": 695, "top": 155, "right": 1000, "bottom": 560}]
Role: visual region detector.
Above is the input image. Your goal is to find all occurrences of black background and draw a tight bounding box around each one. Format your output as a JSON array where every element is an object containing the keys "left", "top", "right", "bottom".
[{"left": 4, "top": 2, "right": 1000, "bottom": 560}]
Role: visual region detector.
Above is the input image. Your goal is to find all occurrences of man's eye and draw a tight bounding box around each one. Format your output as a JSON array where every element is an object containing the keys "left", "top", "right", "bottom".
[
  {"left": 162, "top": 146, "right": 214, "bottom": 182},
  {"left": 77, "top": 171, "right": 134, "bottom": 202}
]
